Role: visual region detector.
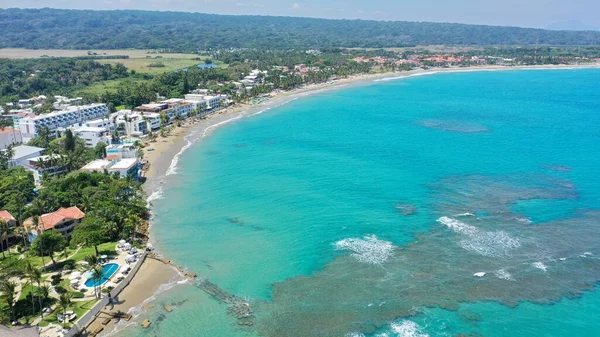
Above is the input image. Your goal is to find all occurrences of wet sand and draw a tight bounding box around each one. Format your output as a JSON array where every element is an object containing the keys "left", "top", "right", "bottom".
[{"left": 84, "top": 259, "right": 181, "bottom": 336}]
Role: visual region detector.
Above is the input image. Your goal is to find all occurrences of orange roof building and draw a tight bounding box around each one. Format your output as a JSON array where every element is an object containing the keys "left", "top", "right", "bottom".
[
  {"left": 25, "top": 206, "right": 85, "bottom": 237},
  {"left": 0, "top": 211, "right": 17, "bottom": 226}
]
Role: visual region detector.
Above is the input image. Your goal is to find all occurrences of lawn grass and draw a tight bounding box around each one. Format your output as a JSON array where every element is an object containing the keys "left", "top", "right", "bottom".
[
  {"left": 77, "top": 77, "right": 147, "bottom": 95},
  {"left": 42, "top": 298, "right": 99, "bottom": 328},
  {"left": 67, "top": 242, "right": 117, "bottom": 263},
  {"left": 97, "top": 57, "right": 205, "bottom": 75},
  {"left": 18, "top": 284, "right": 42, "bottom": 301}
]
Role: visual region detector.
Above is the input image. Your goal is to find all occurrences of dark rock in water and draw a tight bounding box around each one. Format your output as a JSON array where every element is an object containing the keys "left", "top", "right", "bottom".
[
  {"left": 418, "top": 119, "right": 489, "bottom": 133},
  {"left": 227, "top": 217, "right": 245, "bottom": 225},
  {"left": 542, "top": 164, "right": 571, "bottom": 172},
  {"left": 395, "top": 204, "right": 417, "bottom": 215},
  {"left": 458, "top": 309, "right": 482, "bottom": 324}
]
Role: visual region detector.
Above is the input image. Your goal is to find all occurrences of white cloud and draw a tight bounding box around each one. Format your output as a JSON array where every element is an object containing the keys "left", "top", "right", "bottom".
[{"left": 291, "top": 3, "right": 300, "bottom": 9}]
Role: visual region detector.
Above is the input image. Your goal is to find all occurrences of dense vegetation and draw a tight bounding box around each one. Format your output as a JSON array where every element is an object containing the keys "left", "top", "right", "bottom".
[
  {"left": 0, "top": 58, "right": 130, "bottom": 104},
  {"left": 2, "top": 8, "right": 600, "bottom": 50}
]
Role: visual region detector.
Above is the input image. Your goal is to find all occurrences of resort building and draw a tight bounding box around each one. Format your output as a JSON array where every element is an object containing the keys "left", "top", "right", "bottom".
[
  {"left": 7, "top": 145, "right": 44, "bottom": 168},
  {"left": 18, "top": 103, "right": 109, "bottom": 142},
  {"left": 25, "top": 206, "right": 85, "bottom": 238},
  {"left": 0, "top": 211, "right": 17, "bottom": 246},
  {"left": 25, "top": 155, "right": 65, "bottom": 185},
  {"left": 0, "top": 128, "right": 23, "bottom": 149},
  {"left": 106, "top": 143, "right": 139, "bottom": 159},
  {"left": 73, "top": 126, "right": 112, "bottom": 148},
  {"left": 80, "top": 157, "right": 141, "bottom": 179},
  {"left": 9, "top": 111, "right": 37, "bottom": 130}
]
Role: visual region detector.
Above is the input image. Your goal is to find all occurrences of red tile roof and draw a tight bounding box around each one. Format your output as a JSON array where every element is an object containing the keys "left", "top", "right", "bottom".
[
  {"left": 24, "top": 206, "right": 85, "bottom": 231},
  {"left": 0, "top": 211, "right": 16, "bottom": 223}
]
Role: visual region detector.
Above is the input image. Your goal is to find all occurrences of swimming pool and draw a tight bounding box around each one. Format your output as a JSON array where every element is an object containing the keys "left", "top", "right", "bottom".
[{"left": 84, "top": 263, "right": 119, "bottom": 288}]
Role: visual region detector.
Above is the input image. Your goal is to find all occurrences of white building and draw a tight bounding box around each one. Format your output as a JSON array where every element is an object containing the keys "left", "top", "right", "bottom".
[
  {"left": 81, "top": 158, "right": 141, "bottom": 179},
  {"left": 24, "top": 155, "right": 65, "bottom": 185},
  {"left": 82, "top": 118, "right": 113, "bottom": 130},
  {"left": 18, "top": 104, "right": 109, "bottom": 142},
  {"left": 0, "top": 128, "right": 23, "bottom": 149},
  {"left": 7, "top": 145, "right": 44, "bottom": 168},
  {"left": 106, "top": 144, "right": 139, "bottom": 159},
  {"left": 73, "top": 126, "right": 112, "bottom": 148}
]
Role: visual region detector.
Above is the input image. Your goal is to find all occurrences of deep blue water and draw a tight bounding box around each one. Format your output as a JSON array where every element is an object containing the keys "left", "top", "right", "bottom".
[{"left": 122, "top": 69, "right": 600, "bottom": 337}]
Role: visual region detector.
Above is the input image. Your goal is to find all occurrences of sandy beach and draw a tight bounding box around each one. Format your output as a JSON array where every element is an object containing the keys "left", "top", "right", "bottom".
[
  {"left": 94, "top": 62, "right": 599, "bottom": 336},
  {"left": 82, "top": 258, "right": 182, "bottom": 336}
]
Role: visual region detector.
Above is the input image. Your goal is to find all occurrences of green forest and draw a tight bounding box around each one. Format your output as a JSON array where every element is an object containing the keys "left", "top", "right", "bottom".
[{"left": 2, "top": 8, "right": 600, "bottom": 50}]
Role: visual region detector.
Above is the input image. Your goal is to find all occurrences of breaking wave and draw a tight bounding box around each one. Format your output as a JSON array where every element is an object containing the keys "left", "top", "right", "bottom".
[
  {"left": 532, "top": 262, "right": 548, "bottom": 272},
  {"left": 147, "top": 187, "right": 164, "bottom": 203},
  {"left": 437, "top": 216, "right": 521, "bottom": 257},
  {"left": 335, "top": 235, "right": 394, "bottom": 265},
  {"left": 494, "top": 268, "right": 514, "bottom": 281},
  {"left": 390, "top": 320, "right": 430, "bottom": 337}
]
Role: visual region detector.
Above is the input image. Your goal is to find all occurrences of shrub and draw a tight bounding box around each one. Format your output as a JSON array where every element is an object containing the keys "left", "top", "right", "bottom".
[
  {"left": 54, "top": 286, "right": 66, "bottom": 294},
  {"left": 50, "top": 274, "right": 62, "bottom": 286}
]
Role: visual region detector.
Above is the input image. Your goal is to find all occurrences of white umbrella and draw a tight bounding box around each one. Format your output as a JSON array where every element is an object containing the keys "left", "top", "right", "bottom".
[
  {"left": 123, "top": 243, "right": 131, "bottom": 251},
  {"left": 130, "top": 247, "right": 138, "bottom": 254},
  {"left": 100, "top": 255, "right": 108, "bottom": 259},
  {"left": 118, "top": 239, "right": 126, "bottom": 247}
]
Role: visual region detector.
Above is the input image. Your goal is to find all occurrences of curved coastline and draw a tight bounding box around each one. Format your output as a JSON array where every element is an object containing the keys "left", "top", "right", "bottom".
[{"left": 116, "top": 63, "right": 600, "bottom": 335}]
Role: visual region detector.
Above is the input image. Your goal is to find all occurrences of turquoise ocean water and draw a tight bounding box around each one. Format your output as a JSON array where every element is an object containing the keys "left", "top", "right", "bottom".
[{"left": 119, "top": 69, "right": 600, "bottom": 337}]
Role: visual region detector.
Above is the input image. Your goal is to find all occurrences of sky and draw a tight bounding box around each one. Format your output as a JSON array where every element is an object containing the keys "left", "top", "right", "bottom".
[{"left": 1, "top": 0, "right": 599, "bottom": 30}]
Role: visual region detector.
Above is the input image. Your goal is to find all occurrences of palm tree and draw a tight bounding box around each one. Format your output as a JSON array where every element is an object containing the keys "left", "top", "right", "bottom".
[
  {"left": 40, "top": 284, "right": 51, "bottom": 301},
  {"left": 13, "top": 225, "right": 29, "bottom": 249},
  {"left": 91, "top": 266, "right": 104, "bottom": 299},
  {"left": 0, "top": 220, "right": 10, "bottom": 258},
  {"left": 0, "top": 281, "right": 17, "bottom": 323},
  {"left": 28, "top": 267, "right": 44, "bottom": 320},
  {"left": 32, "top": 216, "right": 45, "bottom": 269},
  {"left": 58, "top": 293, "right": 72, "bottom": 328},
  {"left": 85, "top": 254, "right": 99, "bottom": 267}
]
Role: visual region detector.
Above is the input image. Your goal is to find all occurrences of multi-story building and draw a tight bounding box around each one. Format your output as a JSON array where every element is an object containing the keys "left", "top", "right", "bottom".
[
  {"left": 18, "top": 104, "right": 109, "bottom": 142},
  {"left": 24, "top": 155, "right": 65, "bottom": 185},
  {"left": 0, "top": 128, "right": 23, "bottom": 149},
  {"left": 24, "top": 206, "right": 85, "bottom": 238},
  {"left": 81, "top": 158, "right": 141, "bottom": 179},
  {"left": 73, "top": 126, "right": 112, "bottom": 148},
  {"left": 106, "top": 144, "right": 139, "bottom": 159},
  {"left": 7, "top": 145, "right": 44, "bottom": 168}
]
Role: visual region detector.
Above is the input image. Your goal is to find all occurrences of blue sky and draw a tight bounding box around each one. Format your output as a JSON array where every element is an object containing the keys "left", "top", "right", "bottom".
[{"left": 1, "top": 0, "right": 599, "bottom": 29}]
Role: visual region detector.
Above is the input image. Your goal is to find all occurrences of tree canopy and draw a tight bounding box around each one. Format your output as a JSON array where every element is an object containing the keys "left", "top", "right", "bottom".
[{"left": 2, "top": 8, "right": 600, "bottom": 51}]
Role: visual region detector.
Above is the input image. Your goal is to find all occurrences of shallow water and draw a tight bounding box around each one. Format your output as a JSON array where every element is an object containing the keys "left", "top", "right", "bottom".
[{"left": 119, "top": 69, "right": 600, "bottom": 337}]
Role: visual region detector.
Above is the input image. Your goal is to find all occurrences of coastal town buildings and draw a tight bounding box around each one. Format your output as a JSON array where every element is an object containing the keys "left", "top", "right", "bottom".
[
  {"left": 0, "top": 127, "right": 23, "bottom": 149},
  {"left": 80, "top": 157, "right": 141, "bottom": 179},
  {"left": 24, "top": 206, "right": 85, "bottom": 239},
  {"left": 18, "top": 103, "right": 109, "bottom": 142}
]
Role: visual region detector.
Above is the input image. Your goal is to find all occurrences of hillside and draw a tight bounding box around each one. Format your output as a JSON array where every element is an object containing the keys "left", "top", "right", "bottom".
[{"left": 2, "top": 8, "right": 600, "bottom": 50}]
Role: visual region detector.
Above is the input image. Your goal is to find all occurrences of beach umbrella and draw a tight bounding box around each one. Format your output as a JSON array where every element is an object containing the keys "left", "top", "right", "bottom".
[
  {"left": 100, "top": 255, "right": 108, "bottom": 259},
  {"left": 69, "top": 271, "right": 82, "bottom": 279},
  {"left": 130, "top": 247, "right": 138, "bottom": 254},
  {"left": 123, "top": 243, "right": 131, "bottom": 250}
]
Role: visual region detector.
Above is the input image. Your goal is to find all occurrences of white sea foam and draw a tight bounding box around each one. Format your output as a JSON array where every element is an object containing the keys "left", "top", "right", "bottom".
[
  {"left": 532, "top": 262, "right": 548, "bottom": 272},
  {"left": 437, "top": 216, "right": 521, "bottom": 257},
  {"left": 474, "top": 272, "right": 486, "bottom": 277},
  {"left": 584, "top": 252, "right": 593, "bottom": 256},
  {"left": 345, "top": 333, "right": 366, "bottom": 337},
  {"left": 390, "top": 320, "right": 429, "bottom": 337},
  {"left": 335, "top": 235, "right": 394, "bottom": 265},
  {"left": 559, "top": 258, "right": 567, "bottom": 261},
  {"left": 455, "top": 212, "right": 475, "bottom": 217},
  {"left": 146, "top": 187, "right": 164, "bottom": 203},
  {"left": 516, "top": 217, "right": 533, "bottom": 224},
  {"left": 494, "top": 268, "right": 514, "bottom": 281},
  {"left": 375, "top": 71, "right": 440, "bottom": 82}
]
